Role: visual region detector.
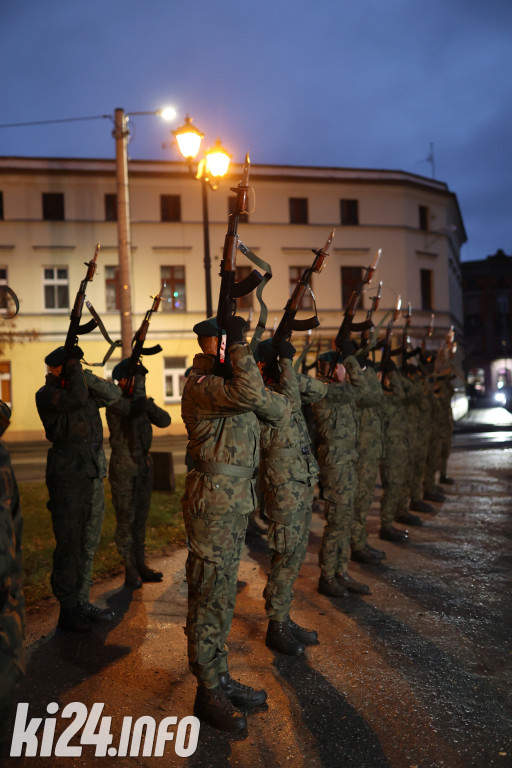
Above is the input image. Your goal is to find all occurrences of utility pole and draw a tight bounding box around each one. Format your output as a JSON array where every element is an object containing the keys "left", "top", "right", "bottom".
[{"left": 113, "top": 108, "right": 133, "bottom": 357}]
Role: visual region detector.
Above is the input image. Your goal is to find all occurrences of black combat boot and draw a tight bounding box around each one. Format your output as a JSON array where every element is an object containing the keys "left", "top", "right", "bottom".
[
  {"left": 410, "top": 499, "right": 435, "bottom": 514},
  {"left": 193, "top": 685, "right": 247, "bottom": 734},
  {"left": 266, "top": 620, "right": 305, "bottom": 656},
  {"left": 336, "top": 572, "right": 371, "bottom": 595},
  {"left": 379, "top": 525, "right": 409, "bottom": 543},
  {"left": 318, "top": 574, "right": 350, "bottom": 598},
  {"left": 218, "top": 672, "right": 267, "bottom": 707},
  {"left": 440, "top": 474, "right": 455, "bottom": 485},
  {"left": 58, "top": 606, "right": 91, "bottom": 633},
  {"left": 286, "top": 616, "right": 319, "bottom": 645},
  {"left": 137, "top": 563, "right": 163, "bottom": 582},
  {"left": 351, "top": 545, "right": 385, "bottom": 564},
  {"left": 395, "top": 511, "right": 423, "bottom": 526},
  {"left": 424, "top": 490, "right": 446, "bottom": 503},
  {"left": 78, "top": 601, "right": 115, "bottom": 622},
  {"left": 124, "top": 557, "right": 142, "bottom": 589}
]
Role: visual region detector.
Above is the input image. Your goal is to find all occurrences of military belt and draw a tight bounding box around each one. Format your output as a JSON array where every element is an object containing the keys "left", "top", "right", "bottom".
[
  {"left": 193, "top": 460, "right": 257, "bottom": 479},
  {"left": 263, "top": 447, "right": 301, "bottom": 459}
]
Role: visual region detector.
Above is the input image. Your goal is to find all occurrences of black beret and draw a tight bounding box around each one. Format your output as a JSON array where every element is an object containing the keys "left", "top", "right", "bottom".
[
  {"left": 44, "top": 346, "right": 67, "bottom": 367},
  {"left": 253, "top": 338, "right": 274, "bottom": 364},
  {"left": 193, "top": 316, "right": 222, "bottom": 336},
  {"left": 318, "top": 350, "right": 340, "bottom": 364}
]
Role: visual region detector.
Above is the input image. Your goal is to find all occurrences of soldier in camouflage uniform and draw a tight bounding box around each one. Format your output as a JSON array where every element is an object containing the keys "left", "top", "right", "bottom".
[
  {"left": 181, "top": 317, "right": 290, "bottom": 734},
  {"left": 312, "top": 351, "right": 373, "bottom": 597},
  {"left": 36, "top": 346, "right": 122, "bottom": 632},
  {"left": 351, "top": 355, "right": 387, "bottom": 563},
  {"left": 0, "top": 402, "right": 24, "bottom": 749},
  {"left": 254, "top": 338, "right": 327, "bottom": 656},
  {"left": 422, "top": 354, "right": 447, "bottom": 503},
  {"left": 107, "top": 359, "right": 171, "bottom": 589},
  {"left": 379, "top": 361, "right": 411, "bottom": 542},
  {"left": 408, "top": 364, "right": 436, "bottom": 515}
]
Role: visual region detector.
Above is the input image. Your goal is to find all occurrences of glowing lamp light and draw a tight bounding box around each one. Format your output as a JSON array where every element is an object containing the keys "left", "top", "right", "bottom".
[
  {"left": 173, "top": 115, "right": 204, "bottom": 160},
  {"left": 205, "top": 138, "right": 231, "bottom": 178},
  {"left": 160, "top": 106, "right": 177, "bottom": 121}
]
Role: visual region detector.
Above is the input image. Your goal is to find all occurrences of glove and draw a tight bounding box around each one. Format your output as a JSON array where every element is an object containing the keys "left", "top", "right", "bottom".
[
  {"left": 381, "top": 358, "right": 397, "bottom": 374},
  {"left": 225, "top": 315, "right": 249, "bottom": 346},
  {"left": 278, "top": 340, "right": 296, "bottom": 361},
  {"left": 130, "top": 397, "right": 146, "bottom": 415},
  {"left": 69, "top": 345, "right": 84, "bottom": 360},
  {"left": 135, "top": 362, "right": 148, "bottom": 375},
  {"left": 340, "top": 338, "right": 356, "bottom": 359}
]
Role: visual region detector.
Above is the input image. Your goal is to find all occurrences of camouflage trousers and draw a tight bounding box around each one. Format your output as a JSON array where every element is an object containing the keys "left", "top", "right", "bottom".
[
  {"left": 352, "top": 438, "right": 382, "bottom": 551},
  {"left": 110, "top": 454, "right": 153, "bottom": 560},
  {"left": 380, "top": 432, "right": 410, "bottom": 526},
  {"left": 47, "top": 451, "right": 105, "bottom": 608},
  {"left": 0, "top": 607, "right": 24, "bottom": 746},
  {"left": 319, "top": 462, "right": 356, "bottom": 578},
  {"left": 438, "top": 405, "right": 453, "bottom": 477},
  {"left": 423, "top": 402, "right": 442, "bottom": 494},
  {"left": 182, "top": 470, "right": 254, "bottom": 689},
  {"left": 262, "top": 479, "right": 314, "bottom": 621}
]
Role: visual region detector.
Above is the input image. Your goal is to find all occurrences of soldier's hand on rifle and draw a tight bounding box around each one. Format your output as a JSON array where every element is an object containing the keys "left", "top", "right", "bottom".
[
  {"left": 278, "top": 340, "right": 296, "bottom": 360},
  {"left": 135, "top": 362, "right": 148, "bottom": 375},
  {"left": 340, "top": 338, "right": 356, "bottom": 359},
  {"left": 382, "top": 357, "right": 397, "bottom": 374},
  {"left": 225, "top": 315, "right": 249, "bottom": 347}
]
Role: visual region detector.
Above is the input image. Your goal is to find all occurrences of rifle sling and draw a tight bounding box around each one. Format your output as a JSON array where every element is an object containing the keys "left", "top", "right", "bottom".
[
  {"left": 238, "top": 241, "right": 273, "bottom": 352},
  {"left": 83, "top": 301, "right": 123, "bottom": 366}
]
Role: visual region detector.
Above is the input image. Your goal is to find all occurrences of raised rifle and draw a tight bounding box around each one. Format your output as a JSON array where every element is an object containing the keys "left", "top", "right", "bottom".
[
  {"left": 379, "top": 295, "right": 402, "bottom": 372},
  {"left": 421, "top": 313, "right": 435, "bottom": 357},
  {"left": 63, "top": 243, "right": 100, "bottom": 361},
  {"left": 263, "top": 229, "right": 334, "bottom": 380},
  {"left": 327, "top": 248, "right": 382, "bottom": 379},
  {"left": 216, "top": 154, "right": 262, "bottom": 365},
  {"left": 401, "top": 301, "right": 413, "bottom": 369},
  {"left": 124, "top": 287, "right": 166, "bottom": 393},
  {"left": 360, "top": 280, "right": 382, "bottom": 349}
]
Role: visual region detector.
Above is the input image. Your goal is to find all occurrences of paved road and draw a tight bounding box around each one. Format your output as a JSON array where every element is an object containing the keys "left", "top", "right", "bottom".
[{"left": 4, "top": 440, "right": 512, "bottom": 767}]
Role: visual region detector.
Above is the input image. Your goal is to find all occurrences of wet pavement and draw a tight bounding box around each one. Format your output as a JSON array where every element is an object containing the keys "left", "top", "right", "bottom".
[{"left": 3, "top": 422, "right": 512, "bottom": 767}]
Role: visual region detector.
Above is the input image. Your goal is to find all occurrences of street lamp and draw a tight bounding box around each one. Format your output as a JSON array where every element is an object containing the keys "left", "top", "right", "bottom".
[{"left": 172, "top": 115, "right": 231, "bottom": 317}]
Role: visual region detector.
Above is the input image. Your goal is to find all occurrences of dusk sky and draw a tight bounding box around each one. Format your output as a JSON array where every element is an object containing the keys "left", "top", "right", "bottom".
[{"left": 1, "top": 0, "right": 511, "bottom": 262}]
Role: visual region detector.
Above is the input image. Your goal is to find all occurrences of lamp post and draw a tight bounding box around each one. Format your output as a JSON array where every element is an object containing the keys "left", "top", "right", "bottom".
[{"left": 172, "top": 115, "right": 231, "bottom": 318}]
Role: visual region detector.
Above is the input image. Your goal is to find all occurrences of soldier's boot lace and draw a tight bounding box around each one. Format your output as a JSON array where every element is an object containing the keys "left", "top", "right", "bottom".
[
  {"left": 78, "top": 601, "right": 115, "bottom": 622},
  {"left": 286, "top": 616, "right": 319, "bottom": 645},
  {"left": 266, "top": 619, "right": 305, "bottom": 656},
  {"left": 193, "top": 685, "right": 247, "bottom": 734},
  {"left": 218, "top": 672, "right": 267, "bottom": 707},
  {"left": 124, "top": 558, "right": 142, "bottom": 590}
]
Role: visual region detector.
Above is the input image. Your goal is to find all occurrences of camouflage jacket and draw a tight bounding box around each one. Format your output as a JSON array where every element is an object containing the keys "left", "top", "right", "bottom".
[
  {"left": 107, "top": 375, "right": 171, "bottom": 475},
  {"left": 36, "top": 360, "right": 122, "bottom": 478},
  {"left": 356, "top": 363, "right": 386, "bottom": 446},
  {"left": 381, "top": 369, "right": 408, "bottom": 437},
  {"left": 182, "top": 344, "right": 290, "bottom": 475},
  {"left": 259, "top": 360, "right": 327, "bottom": 485},
  {"left": 313, "top": 356, "right": 372, "bottom": 465}
]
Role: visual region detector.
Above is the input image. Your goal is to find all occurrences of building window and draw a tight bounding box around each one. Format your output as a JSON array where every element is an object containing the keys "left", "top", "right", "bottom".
[
  {"left": 161, "top": 266, "right": 186, "bottom": 311},
  {"left": 419, "top": 205, "right": 429, "bottom": 231},
  {"left": 420, "top": 268, "right": 433, "bottom": 310},
  {"left": 228, "top": 196, "right": 249, "bottom": 224},
  {"left": 341, "top": 266, "right": 363, "bottom": 308},
  {"left": 289, "top": 197, "right": 308, "bottom": 224},
  {"left": 105, "top": 194, "right": 117, "bottom": 221},
  {"left": 340, "top": 199, "right": 359, "bottom": 225},
  {"left": 43, "top": 267, "right": 69, "bottom": 310},
  {"left": 0, "top": 362, "right": 12, "bottom": 408},
  {"left": 164, "top": 356, "right": 187, "bottom": 403},
  {"left": 105, "top": 266, "right": 120, "bottom": 310},
  {"left": 0, "top": 191, "right": 4, "bottom": 220},
  {"left": 289, "top": 266, "right": 313, "bottom": 310},
  {"left": 235, "top": 266, "right": 253, "bottom": 309},
  {"left": 42, "top": 193, "right": 65, "bottom": 221},
  {"left": 161, "top": 194, "right": 181, "bottom": 222}
]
